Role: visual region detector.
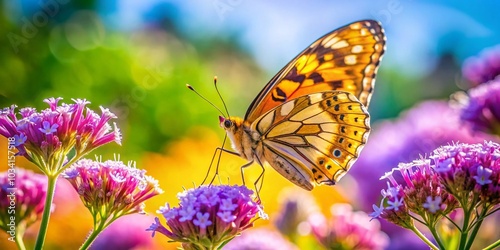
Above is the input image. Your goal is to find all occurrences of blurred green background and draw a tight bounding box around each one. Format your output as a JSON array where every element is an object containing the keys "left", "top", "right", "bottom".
[{"left": 1, "top": 0, "right": 499, "bottom": 249}]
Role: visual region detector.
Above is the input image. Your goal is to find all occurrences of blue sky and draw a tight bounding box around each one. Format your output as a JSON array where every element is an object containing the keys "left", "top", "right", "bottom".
[{"left": 7, "top": 0, "right": 500, "bottom": 76}]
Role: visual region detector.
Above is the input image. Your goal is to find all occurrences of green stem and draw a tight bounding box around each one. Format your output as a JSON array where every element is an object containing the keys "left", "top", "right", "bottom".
[
  {"left": 80, "top": 215, "right": 120, "bottom": 250},
  {"left": 464, "top": 206, "right": 488, "bottom": 250},
  {"left": 484, "top": 238, "right": 500, "bottom": 250},
  {"left": 15, "top": 229, "right": 26, "bottom": 250},
  {"left": 80, "top": 220, "right": 106, "bottom": 250},
  {"left": 410, "top": 225, "right": 439, "bottom": 250},
  {"left": 34, "top": 175, "right": 58, "bottom": 250},
  {"left": 428, "top": 223, "right": 445, "bottom": 250},
  {"left": 458, "top": 205, "right": 473, "bottom": 250}
]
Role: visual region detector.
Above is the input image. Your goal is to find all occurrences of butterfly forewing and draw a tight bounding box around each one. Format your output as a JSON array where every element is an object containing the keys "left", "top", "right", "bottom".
[
  {"left": 245, "top": 20, "right": 385, "bottom": 123},
  {"left": 251, "top": 91, "right": 370, "bottom": 190}
]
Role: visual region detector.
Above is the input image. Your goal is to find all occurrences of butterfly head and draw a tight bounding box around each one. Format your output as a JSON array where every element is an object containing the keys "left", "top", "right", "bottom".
[
  {"left": 219, "top": 115, "right": 251, "bottom": 157},
  {"left": 219, "top": 116, "right": 242, "bottom": 132}
]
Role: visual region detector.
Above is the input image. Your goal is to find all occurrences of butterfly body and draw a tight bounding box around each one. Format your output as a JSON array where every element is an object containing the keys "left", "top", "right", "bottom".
[{"left": 220, "top": 20, "right": 385, "bottom": 190}]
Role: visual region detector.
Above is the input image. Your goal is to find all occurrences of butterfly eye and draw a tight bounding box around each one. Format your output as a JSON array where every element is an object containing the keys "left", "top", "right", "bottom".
[{"left": 224, "top": 120, "right": 232, "bottom": 128}]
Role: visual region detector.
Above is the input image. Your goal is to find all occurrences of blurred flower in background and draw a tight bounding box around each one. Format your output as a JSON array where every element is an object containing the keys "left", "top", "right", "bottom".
[
  {"left": 456, "top": 79, "right": 500, "bottom": 136},
  {"left": 90, "top": 214, "right": 158, "bottom": 250},
  {"left": 455, "top": 44, "right": 500, "bottom": 138},
  {"left": 273, "top": 187, "right": 320, "bottom": 243},
  {"left": 0, "top": 168, "right": 48, "bottom": 249},
  {"left": 462, "top": 45, "right": 500, "bottom": 86},
  {"left": 309, "top": 203, "right": 389, "bottom": 250},
  {"left": 223, "top": 228, "right": 298, "bottom": 250}
]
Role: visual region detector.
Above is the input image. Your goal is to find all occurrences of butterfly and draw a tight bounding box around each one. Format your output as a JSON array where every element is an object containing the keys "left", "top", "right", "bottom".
[{"left": 219, "top": 20, "right": 385, "bottom": 191}]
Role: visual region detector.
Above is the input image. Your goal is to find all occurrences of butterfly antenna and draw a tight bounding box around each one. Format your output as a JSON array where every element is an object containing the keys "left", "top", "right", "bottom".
[
  {"left": 213, "top": 76, "right": 230, "bottom": 117},
  {"left": 186, "top": 84, "right": 226, "bottom": 117}
]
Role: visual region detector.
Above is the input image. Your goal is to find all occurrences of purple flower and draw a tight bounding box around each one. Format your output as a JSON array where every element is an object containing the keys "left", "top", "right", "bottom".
[
  {"left": 457, "top": 79, "right": 500, "bottom": 136},
  {"left": 462, "top": 44, "right": 500, "bottom": 86},
  {"left": 39, "top": 121, "right": 58, "bottom": 135},
  {"left": 223, "top": 228, "right": 298, "bottom": 250},
  {"left": 386, "top": 196, "right": 404, "bottom": 211},
  {"left": 0, "top": 169, "right": 50, "bottom": 234},
  {"left": 62, "top": 158, "right": 163, "bottom": 220},
  {"left": 148, "top": 185, "right": 266, "bottom": 249},
  {"left": 473, "top": 165, "right": 493, "bottom": 185},
  {"left": 309, "top": 203, "right": 389, "bottom": 250},
  {"left": 430, "top": 141, "right": 500, "bottom": 206},
  {"left": 0, "top": 98, "right": 122, "bottom": 175},
  {"left": 423, "top": 196, "right": 442, "bottom": 213},
  {"left": 193, "top": 212, "right": 212, "bottom": 229},
  {"left": 369, "top": 201, "right": 385, "bottom": 220}
]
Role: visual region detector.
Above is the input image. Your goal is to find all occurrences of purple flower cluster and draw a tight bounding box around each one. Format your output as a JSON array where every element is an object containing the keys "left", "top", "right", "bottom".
[
  {"left": 63, "top": 158, "right": 163, "bottom": 219},
  {"left": 0, "top": 98, "right": 121, "bottom": 174},
  {"left": 458, "top": 79, "right": 500, "bottom": 136},
  {"left": 431, "top": 141, "right": 500, "bottom": 206},
  {"left": 371, "top": 142, "right": 500, "bottom": 248},
  {"left": 0, "top": 169, "right": 48, "bottom": 234},
  {"left": 309, "top": 203, "right": 388, "bottom": 250},
  {"left": 371, "top": 160, "right": 457, "bottom": 228},
  {"left": 462, "top": 44, "right": 500, "bottom": 86},
  {"left": 148, "top": 185, "right": 266, "bottom": 249}
]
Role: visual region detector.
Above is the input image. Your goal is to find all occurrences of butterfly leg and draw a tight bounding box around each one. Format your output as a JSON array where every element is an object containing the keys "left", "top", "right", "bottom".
[
  {"left": 240, "top": 159, "right": 264, "bottom": 201},
  {"left": 201, "top": 137, "right": 240, "bottom": 186},
  {"left": 239, "top": 160, "right": 255, "bottom": 186},
  {"left": 252, "top": 156, "right": 266, "bottom": 202}
]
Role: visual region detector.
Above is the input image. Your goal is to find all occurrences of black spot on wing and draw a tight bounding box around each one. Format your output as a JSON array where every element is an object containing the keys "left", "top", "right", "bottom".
[
  {"left": 284, "top": 67, "right": 306, "bottom": 83},
  {"left": 272, "top": 87, "right": 287, "bottom": 102},
  {"left": 308, "top": 72, "right": 324, "bottom": 83},
  {"left": 330, "top": 80, "right": 343, "bottom": 88}
]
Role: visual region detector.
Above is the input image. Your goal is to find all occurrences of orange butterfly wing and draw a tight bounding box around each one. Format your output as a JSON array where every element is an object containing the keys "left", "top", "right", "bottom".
[{"left": 245, "top": 20, "right": 386, "bottom": 122}]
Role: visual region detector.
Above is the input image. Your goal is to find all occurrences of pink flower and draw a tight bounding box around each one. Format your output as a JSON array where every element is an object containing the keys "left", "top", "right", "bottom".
[
  {"left": 0, "top": 169, "right": 49, "bottom": 234},
  {"left": 62, "top": 158, "right": 163, "bottom": 220},
  {"left": 0, "top": 98, "right": 121, "bottom": 175},
  {"left": 148, "top": 185, "right": 266, "bottom": 249}
]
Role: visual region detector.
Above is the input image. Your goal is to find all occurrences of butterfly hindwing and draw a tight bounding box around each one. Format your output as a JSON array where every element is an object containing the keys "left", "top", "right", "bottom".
[
  {"left": 251, "top": 91, "right": 370, "bottom": 190},
  {"left": 245, "top": 20, "right": 385, "bottom": 123}
]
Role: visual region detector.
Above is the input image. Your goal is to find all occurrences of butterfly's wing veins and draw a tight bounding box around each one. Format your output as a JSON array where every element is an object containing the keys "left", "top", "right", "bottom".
[{"left": 251, "top": 91, "right": 370, "bottom": 190}]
